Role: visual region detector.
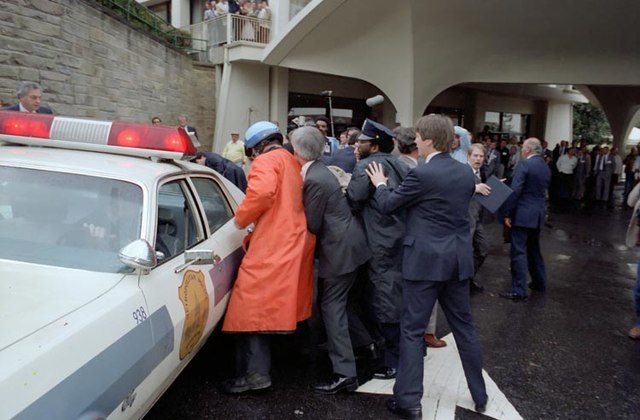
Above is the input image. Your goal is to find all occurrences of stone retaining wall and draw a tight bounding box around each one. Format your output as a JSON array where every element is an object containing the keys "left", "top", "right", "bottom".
[{"left": 0, "top": 0, "right": 216, "bottom": 150}]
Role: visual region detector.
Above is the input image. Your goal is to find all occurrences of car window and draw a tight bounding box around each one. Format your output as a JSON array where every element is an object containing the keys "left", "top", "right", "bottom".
[
  {"left": 0, "top": 167, "right": 143, "bottom": 273},
  {"left": 190, "top": 177, "right": 234, "bottom": 234},
  {"left": 156, "top": 180, "right": 200, "bottom": 261}
]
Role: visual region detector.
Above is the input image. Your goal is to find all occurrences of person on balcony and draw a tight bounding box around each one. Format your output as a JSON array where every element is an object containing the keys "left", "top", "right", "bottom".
[{"left": 257, "top": 0, "right": 271, "bottom": 43}]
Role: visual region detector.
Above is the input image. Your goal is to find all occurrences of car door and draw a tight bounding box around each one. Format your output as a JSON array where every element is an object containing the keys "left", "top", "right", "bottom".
[{"left": 129, "top": 175, "right": 244, "bottom": 419}]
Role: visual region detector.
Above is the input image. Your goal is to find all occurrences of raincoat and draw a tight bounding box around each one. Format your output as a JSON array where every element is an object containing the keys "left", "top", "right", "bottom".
[{"left": 222, "top": 148, "right": 315, "bottom": 332}]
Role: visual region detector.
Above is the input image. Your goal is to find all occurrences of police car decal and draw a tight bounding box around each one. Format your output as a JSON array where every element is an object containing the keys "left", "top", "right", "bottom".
[{"left": 178, "top": 270, "right": 209, "bottom": 360}]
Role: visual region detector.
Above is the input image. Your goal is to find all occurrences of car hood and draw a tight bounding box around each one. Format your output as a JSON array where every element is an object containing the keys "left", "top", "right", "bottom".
[{"left": 0, "top": 260, "right": 126, "bottom": 351}]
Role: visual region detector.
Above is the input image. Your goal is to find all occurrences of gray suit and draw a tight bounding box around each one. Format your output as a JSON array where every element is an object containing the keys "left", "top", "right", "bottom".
[
  {"left": 594, "top": 153, "right": 614, "bottom": 201},
  {"left": 469, "top": 168, "right": 489, "bottom": 274},
  {"left": 304, "top": 161, "right": 370, "bottom": 377}
]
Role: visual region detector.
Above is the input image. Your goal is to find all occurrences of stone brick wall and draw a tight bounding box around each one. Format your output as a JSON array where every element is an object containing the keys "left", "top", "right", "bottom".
[{"left": 0, "top": 0, "right": 216, "bottom": 150}]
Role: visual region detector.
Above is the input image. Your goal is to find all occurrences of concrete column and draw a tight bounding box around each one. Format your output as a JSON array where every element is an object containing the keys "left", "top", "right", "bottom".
[
  {"left": 171, "top": 0, "right": 190, "bottom": 28},
  {"left": 270, "top": 0, "right": 290, "bottom": 38},
  {"left": 544, "top": 101, "right": 573, "bottom": 148},
  {"left": 269, "top": 67, "right": 289, "bottom": 129},
  {"left": 213, "top": 62, "right": 271, "bottom": 152}
]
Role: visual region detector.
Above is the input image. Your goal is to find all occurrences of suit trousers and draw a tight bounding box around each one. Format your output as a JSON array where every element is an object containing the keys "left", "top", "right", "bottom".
[
  {"left": 393, "top": 278, "right": 487, "bottom": 409},
  {"left": 510, "top": 226, "right": 547, "bottom": 296},
  {"left": 595, "top": 171, "right": 611, "bottom": 201},
  {"left": 318, "top": 270, "right": 358, "bottom": 377},
  {"left": 235, "top": 333, "right": 271, "bottom": 377},
  {"left": 635, "top": 261, "right": 640, "bottom": 325},
  {"left": 472, "top": 222, "right": 489, "bottom": 274}
]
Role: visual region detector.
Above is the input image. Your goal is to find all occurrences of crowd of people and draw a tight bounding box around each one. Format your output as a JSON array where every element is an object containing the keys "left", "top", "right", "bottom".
[
  {"left": 202, "top": 0, "right": 271, "bottom": 44},
  {"left": 3, "top": 79, "right": 638, "bottom": 417},
  {"left": 216, "top": 112, "right": 563, "bottom": 418}
]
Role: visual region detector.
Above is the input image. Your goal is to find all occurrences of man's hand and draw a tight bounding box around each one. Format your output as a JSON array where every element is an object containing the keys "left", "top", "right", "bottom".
[
  {"left": 504, "top": 217, "right": 512, "bottom": 228},
  {"left": 475, "top": 183, "right": 491, "bottom": 196},
  {"left": 365, "top": 161, "right": 388, "bottom": 186}
]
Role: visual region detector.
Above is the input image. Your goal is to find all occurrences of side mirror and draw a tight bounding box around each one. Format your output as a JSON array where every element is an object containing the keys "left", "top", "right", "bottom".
[{"left": 119, "top": 239, "right": 157, "bottom": 271}]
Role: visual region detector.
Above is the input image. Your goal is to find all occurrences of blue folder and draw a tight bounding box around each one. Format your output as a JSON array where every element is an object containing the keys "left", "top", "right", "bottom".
[{"left": 474, "top": 175, "right": 513, "bottom": 214}]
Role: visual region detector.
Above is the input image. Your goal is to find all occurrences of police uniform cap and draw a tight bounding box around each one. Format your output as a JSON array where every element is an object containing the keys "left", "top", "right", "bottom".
[{"left": 357, "top": 119, "right": 395, "bottom": 143}]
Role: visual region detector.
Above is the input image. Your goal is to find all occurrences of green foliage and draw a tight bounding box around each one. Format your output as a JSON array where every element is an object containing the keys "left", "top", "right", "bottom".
[
  {"left": 96, "top": 0, "right": 192, "bottom": 49},
  {"left": 573, "top": 103, "right": 612, "bottom": 145}
]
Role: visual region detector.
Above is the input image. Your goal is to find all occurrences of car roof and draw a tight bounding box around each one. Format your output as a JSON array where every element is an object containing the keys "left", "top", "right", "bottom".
[{"left": 0, "top": 145, "right": 185, "bottom": 184}]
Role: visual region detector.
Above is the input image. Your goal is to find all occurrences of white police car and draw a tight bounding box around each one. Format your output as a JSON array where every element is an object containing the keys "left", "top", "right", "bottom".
[{"left": 0, "top": 111, "right": 246, "bottom": 419}]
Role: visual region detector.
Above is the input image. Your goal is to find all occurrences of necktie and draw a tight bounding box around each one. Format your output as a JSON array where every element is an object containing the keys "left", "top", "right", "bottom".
[{"left": 600, "top": 155, "right": 605, "bottom": 171}]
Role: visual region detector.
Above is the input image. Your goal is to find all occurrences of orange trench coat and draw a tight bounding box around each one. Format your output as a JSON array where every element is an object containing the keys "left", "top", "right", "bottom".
[{"left": 222, "top": 148, "right": 316, "bottom": 333}]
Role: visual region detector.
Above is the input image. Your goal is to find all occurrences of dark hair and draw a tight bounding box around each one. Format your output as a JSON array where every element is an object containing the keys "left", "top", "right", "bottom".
[
  {"left": 347, "top": 129, "right": 360, "bottom": 146},
  {"left": 316, "top": 116, "right": 330, "bottom": 125},
  {"left": 190, "top": 152, "right": 205, "bottom": 163},
  {"left": 394, "top": 126, "right": 417, "bottom": 154}
]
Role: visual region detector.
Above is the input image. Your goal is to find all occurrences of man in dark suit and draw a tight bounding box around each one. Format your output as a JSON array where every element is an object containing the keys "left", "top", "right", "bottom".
[
  {"left": 290, "top": 126, "right": 371, "bottom": 394},
  {"left": 500, "top": 138, "right": 551, "bottom": 300},
  {"left": 366, "top": 114, "right": 487, "bottom": 419},
  {"left": 323, "top": 128, "right": 359, "bottom": 173},
  {"left": 191, "top": 152, "right": 247, "bottom": 193},
  {"left": 2, "top": 81, "right": 53, "bottom": 114},
  {"left": 467, "top": 143, "right": 492, "bottom": 292},
  {"left": 177, "top": 114, "right": 198, "bottom": 140}
]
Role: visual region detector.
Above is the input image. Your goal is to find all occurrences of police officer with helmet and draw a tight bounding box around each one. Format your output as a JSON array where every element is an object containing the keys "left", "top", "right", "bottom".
[{"left": 221, "top": 121, "right": 316, "bottom": 394}]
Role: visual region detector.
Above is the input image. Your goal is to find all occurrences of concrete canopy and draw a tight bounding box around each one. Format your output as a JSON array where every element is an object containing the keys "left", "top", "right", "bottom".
[{"left": 263, "top": 0, "right": 640, "bottom": 127}]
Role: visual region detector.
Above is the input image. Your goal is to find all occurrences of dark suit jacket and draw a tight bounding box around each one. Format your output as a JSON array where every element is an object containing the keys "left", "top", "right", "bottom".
[
  {"left": 374, "top": 153, "right": 475, "bottom": 282},
  {"left": 202, "top": 152, "right": 247, "bottom": 193},
  {"left": 2, "top": 104, "right": 53, "bottom": 114},
  {"left": 502, "top": 155, "right": 550, "bottom": 229},
  {"left": 303, "top": 161, "right": 370, "bottom": 278},
  {"left": 322, "top": 146, "right": 356, "bottom": 173},
  {"left": 181, "top": 125, "right": 198, "bottom": 139}
]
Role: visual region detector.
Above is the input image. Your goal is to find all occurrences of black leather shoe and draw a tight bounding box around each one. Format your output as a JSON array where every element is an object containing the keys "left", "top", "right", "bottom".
[
  {"left": 470, "top": 280, "right": 484, "bottom": 293},
  {"left": 386, "top": 398, "right": 422, "bottom": 420},
  {"left": 312, "top": 374, "right": 358, "bottom": 394},
  {"left": 373, "top": 366, "right": 397, "bottom": 380},
  {"left": 528, "top": 283, "right": 546, "bottom": 292},
  {"left": 222, "top": 372, "right": 271, "bottom": 394},
  {"left": 499, "top": 291, "right": 528, "bottom": 301},
  {"left": 355, "top": 342, "right": 379, "bottom": 360},
  {"left": 475, "top": 402, "right": 487, "bottom": 413}
]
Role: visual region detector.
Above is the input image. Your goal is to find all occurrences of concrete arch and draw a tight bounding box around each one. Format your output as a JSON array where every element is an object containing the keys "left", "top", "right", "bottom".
[{"left": 261, "top": 0, "right": 640, "bottom": 127}]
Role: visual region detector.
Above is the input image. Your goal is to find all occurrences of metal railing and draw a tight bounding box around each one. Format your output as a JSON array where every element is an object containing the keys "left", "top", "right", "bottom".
[
  {"left": 182, "top": 14, "right": 271, "bottom": 62},
  {"left": 96, "top": 0, "right": 197, "bottom": 51}
]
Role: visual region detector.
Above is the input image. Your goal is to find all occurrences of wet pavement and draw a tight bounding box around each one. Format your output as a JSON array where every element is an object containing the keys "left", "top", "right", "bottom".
[{"left": 147, "top": 192, "right": 640, "bottom": 420}]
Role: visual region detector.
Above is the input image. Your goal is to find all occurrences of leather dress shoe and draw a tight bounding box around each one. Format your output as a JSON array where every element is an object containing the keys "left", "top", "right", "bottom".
[
  {"left": 528, "top": 283, "right": 546, "bottom": 292},
  {"left": 373, "top": 366, "right": 397, "bottom": 380},
  {"left": 386, "top": 398, "right": 422, "bottom": 420},
  {"left": 470, "top": 280, "right": 484, "bottom": 293},
  {"left": 423, "top": 333, "right": 447, "bottom": 348},
  {"left": 475, "top": 401, "right": 487, "bottom": 413},
  {"left": 312, "top": 374, "right": 358, "bottom": 394},
  {"left": 499, "top": 291, "right": 528, "bottom": 301},
  {"left": 222, "top": 371, "right": 271, "bottom": 394},
  {"left": 355, "top": 342, "right": 379, "bottom": 360}
]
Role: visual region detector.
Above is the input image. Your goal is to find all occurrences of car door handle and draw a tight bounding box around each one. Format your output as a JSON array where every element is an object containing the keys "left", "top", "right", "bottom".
[{"left": 174, "top": 250, "right": 220, "bottom": 273}]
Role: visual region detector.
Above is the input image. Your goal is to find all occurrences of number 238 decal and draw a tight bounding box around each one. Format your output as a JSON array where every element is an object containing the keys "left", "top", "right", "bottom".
[{"left": 133, "top": 306, "right": 147, "bottom": 324}]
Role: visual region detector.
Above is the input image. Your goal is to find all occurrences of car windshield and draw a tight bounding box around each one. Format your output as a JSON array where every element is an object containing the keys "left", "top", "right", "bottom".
[{"left": 0, "top": 167, "right": 143, "bottom": 273}]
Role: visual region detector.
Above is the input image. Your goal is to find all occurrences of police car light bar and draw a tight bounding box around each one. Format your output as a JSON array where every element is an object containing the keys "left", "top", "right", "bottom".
[{"left": 0, "top": 111, "right": 198, "bottom": 158}]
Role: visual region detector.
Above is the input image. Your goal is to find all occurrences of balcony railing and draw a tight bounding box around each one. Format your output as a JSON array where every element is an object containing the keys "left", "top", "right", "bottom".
[{"left": 182, "top": 14, "right": 271, "bottom": 62}]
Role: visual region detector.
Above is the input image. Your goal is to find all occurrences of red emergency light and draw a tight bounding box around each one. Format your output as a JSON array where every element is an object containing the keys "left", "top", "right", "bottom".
[
  {"left": 0, "top": 111, "right": 197, "bottom": 155},
  {"left": 0, "top": 112, "right": 54, "bottom": 138}
]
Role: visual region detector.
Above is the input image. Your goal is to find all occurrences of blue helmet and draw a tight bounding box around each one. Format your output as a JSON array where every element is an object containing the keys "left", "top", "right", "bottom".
[{"left": 244, "top": 121, "right": 282, "bottom": 148}]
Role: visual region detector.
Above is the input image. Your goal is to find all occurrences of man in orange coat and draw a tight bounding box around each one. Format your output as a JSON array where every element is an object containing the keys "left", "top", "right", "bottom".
[{"left": 222, "top": 121, "right": 315, "bottom": 394}]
